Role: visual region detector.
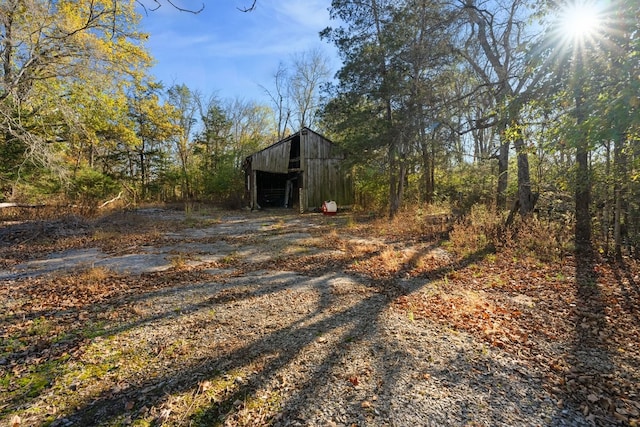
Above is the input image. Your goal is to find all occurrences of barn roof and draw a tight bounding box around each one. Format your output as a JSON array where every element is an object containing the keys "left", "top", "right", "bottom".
[
  {"left": 246, "top": 127, "right": 334, "bottom": 158},
  {"left": 243, "top": 127, "right": 338, "bottom": 174}
]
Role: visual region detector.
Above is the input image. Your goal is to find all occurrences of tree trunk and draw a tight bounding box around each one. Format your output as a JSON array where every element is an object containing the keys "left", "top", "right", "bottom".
[
  {"left": 575, "top": 144, "right": 591, "bottom": 251},
  {"left": 572, "top": 53, "right": 592, "bottom": 253},
  {"left": 602, "top": 141, "right": 611, "bottom": 252},
  {"left": 614, "top": 187, "right": 622, "bottom": 259},
  {"left": 514, "top": 137, "right": 534, "bottom": 215},
  {"left": 389, "top": 141, "right": 400, "bottom": 219},
  {"left": 89, "top": 140, "right": 95, "bottom": 169},
  {"left": 613, "top": 132, "right": 626, "bottom": 259},
  {"left": 422, "top": 131, "right": 434, "bottom": 203},
  {"left": 496, "top": 140, "right": 509, "bottom": 209},
  {"left": 397, "top": 155, "right": 407, "bottom": 209},
  {"left": 139, "top": 146, "right": 147, "bottom": 200},
  {"left": 574, "top": 87, "right": 591, "bottom": 252}
]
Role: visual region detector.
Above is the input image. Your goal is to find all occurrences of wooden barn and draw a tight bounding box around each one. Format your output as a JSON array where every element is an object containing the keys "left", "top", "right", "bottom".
[{"left": 243, "top": 127, "right": 353, "bottom": 212}]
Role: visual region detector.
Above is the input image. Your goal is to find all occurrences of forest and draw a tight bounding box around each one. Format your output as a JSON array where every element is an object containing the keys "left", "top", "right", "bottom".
[{"left": 1, "top": 0, "right": 639, "bottom": 257}]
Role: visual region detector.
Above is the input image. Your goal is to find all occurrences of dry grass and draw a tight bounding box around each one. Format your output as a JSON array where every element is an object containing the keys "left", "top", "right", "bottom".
[
  {"left": 3, "top": 205, "right": 638, "bottom": 426},
  {"left": 72, "top": 266, "right": 112, "bottom": 282},
  {"left": 362, "top": 203, "right": 452, "bottom": 240},
  {"left": 448, "top": 204, "right": 573, "bottom": 261}
]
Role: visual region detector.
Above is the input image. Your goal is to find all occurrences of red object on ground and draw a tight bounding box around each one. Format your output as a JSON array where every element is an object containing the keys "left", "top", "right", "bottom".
[{"left": 322, "top": 200, "right": 337, "bottom": 216}]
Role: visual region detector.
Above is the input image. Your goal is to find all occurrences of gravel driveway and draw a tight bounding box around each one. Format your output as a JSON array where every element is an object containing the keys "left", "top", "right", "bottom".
[{"left": 0, "top": 208, "right": 622, "bottom": 426}]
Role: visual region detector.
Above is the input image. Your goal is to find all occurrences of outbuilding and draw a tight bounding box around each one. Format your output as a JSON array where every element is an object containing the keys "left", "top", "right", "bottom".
[{"left": 243, "top": 128, "right": 353, "bottom": 212}]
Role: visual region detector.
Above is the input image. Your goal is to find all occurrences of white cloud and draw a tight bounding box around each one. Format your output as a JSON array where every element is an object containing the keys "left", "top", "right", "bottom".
[
  {"left": 267, "top": 0, "right": 332, "bottom": 30},
  {"left": 140, "top": 1, "right": 338, "bottom": 101}
]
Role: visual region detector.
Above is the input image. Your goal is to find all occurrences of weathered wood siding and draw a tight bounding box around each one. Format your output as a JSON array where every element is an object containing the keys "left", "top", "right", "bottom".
[
  {"left": 251, "top": 140, "right": 291, "bottom": 173},
  {"left": 245, "top": 128, "right": 353, "bottom": 211},
  {"left": 302, "top": 130, "right": 353, "bottom": 209},
  {"left": 305, "top": 158, "right": 352, "bottom": 208},
  {"left": 303, "top": 130, "right": 343, "bottom": 160}
]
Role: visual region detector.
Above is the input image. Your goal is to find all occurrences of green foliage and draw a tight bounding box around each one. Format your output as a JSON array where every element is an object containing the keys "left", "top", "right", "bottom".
[
  {"left": 2, "top": 166, "right": 64, "bottom": 204},
  {"left": 0, "top": 0, "right": 151, "bottom": 202},
  {"left": 203, "top": 153, "right": 246, "bottom": 208},
  {"left": 437, "top": 162, "right": 498, "bottom": 213},
  {"left": 69, "top": 168, "right": 120, "bottom": 204},
  {"left": 352, "top": 163, "right": 388, "bottom": 211}
]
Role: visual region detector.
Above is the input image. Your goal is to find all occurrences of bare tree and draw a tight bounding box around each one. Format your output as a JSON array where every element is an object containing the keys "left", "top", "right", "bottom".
[
  {"left": 224, "top": 97, "right": 272, "bottom": 165},
  {"left": 261, "top": 63, "right": 291, "bottom": 140},
  {"left": 237, "top": 0, "right": 258, "bottom": 12},
  {"left": 288, "top": 48, "right": 332, "bottom": 130},
  {"left": 137, "top": 0, "right": 204, "bottom": 14},
  {"left": 166, "top": 84, "right": 198, "bottom": 198},
  {"left": 455, "top": 0, "right": 542, "bottom": 215},
  {"left": 136, "top": 0, "right": 259, "bottom": 14}
]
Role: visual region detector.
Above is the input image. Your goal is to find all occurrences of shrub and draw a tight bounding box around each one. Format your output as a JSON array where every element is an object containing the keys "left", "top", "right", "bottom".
[
  {"left": 449, "top": 204, "right": 503, "bottom": 256},
  {"left": 449, "top": 203, "right": 573, "bottom": 261}
]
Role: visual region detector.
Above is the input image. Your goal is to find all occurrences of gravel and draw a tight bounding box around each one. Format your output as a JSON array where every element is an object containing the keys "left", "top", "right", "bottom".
[{"left": 0, "top": 209, "right": 614, "bottom": 426}]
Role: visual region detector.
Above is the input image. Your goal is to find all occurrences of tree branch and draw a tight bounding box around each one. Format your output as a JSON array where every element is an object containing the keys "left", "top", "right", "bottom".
[
  {"left": 136, "top": 0, "right": 204, "bottom": 15},
  {"left": 166, "top": 0, "right": 204, "bottom": 13},
  {"left": 99, "top": 192, "right": 123, "bottom": 208},
  {"left": 238, "top": 1, "right": 258, "bottom": 12}
]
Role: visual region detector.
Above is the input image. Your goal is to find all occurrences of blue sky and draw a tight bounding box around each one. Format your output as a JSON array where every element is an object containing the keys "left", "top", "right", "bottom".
[{"left": 138, "top": 0, "right": 339, "bottom": 103}]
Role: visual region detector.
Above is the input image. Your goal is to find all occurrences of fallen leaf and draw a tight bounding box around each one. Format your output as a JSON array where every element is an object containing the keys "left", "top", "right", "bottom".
[
  {"left": 617, "top": 407, "right": 629, "bottom": 416},
  {"left": 614, "top": 412, "right": 629, "bottom": 423},
  {"left": 11, "top": 415, "right": 21, "bottom": 427},
  {"left": 156, "top": 408, "right": 171, "bottom": 423}
]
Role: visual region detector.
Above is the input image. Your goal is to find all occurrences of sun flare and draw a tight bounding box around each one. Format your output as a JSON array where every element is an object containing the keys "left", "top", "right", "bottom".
[{"left": 560, "top": 1, "right": 602, "bottom": 42}]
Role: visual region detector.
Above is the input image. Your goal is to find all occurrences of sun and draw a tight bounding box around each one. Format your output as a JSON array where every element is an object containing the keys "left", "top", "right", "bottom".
[
  {"left": 563, "top": 5, "right": 599, "bottom": 38},
  {"left": 559, "top": 0, "right": 603, "bottom": 43}
]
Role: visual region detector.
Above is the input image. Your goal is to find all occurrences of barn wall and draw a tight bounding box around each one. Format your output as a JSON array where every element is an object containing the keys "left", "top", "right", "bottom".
[
  {"left": 305, "top": 158, "right": 353, "bottom": 208},
  {"left": 304, "top": 130, "right": 342, "bottom": 160},
  {"left": 245, "top": 128, "right": 353, "bottom": 211},
  {"left": 251, "top": 140, "right": 291, "bottom": 173},
  {"left": 302, "top": 130, "right": 353, "bottom": 209}
]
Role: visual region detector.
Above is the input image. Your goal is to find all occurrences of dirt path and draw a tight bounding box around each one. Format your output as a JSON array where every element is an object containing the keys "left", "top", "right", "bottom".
[{"left": 1, "top": 208, "right": 635, "bottom": 426}]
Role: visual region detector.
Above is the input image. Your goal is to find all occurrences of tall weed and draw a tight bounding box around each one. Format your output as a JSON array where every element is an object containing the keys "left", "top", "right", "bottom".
[
  {"left": 448, "top": 204, "right": 503, "bottom": 256},
  {"left": 449, "top": 204, "right": 573, "bottom": 261},
  {"left": 374, "top": 203, "right": 453, "bottom": 239}
]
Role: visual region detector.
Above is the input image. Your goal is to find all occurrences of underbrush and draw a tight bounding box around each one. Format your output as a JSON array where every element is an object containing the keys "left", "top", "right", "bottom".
[
  {"left": 365, "top": 203, "right": 453, "bottom": 240},
  {"left": 361, "top": 203, "right": 573, "bottom": 263},
  {"left": 448, "top": 204, "right": 574, "bottom": 262}
]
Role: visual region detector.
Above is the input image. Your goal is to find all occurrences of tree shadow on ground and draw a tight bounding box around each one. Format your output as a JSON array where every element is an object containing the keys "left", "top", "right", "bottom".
[
  {"left": 50, "top": 244, "right": 539, "bottom": 426},
  {"left": 560, "top": 248, "right": 614, "bottom": 425},
  {"left": 0, "top": 269, "right": 331, "bottom": 416},
  {"left": 5, "top": 214, "right": 619, "bottom": 426},
  {"left": 611, "top": 259, "right": 640, "bottom": 324}
]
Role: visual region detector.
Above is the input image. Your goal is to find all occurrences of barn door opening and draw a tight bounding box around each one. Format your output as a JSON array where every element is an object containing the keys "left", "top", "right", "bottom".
[
  {"left": 256, "top": 171, "right": 301, "bottom": 208},
  {"left": 284, "top": 172, "right": 300, "bottom": 208}
]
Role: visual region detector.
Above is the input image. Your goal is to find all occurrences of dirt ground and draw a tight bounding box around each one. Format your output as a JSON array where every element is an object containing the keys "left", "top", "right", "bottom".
[{"left": 1, "top": 207, "right": 639, "bottom": 426}]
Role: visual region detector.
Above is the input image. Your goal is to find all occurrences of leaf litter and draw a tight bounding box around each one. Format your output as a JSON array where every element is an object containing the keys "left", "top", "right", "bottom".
[{"left": 0, "top": 208, "right": 638, "bottom": 426}]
